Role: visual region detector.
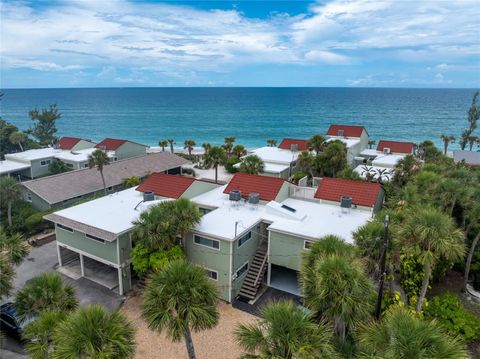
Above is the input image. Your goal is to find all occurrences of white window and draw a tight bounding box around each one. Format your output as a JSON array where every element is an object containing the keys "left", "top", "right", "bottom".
[
  {"left": 194, "top": 235, "right": 220, "bottom": 250},
  {"left": 26, "top": 192, "right": 32, "bottom": 202},
  {"left": 40, "top": 159, "right": 51, "bottom": 167},
  {"left": 205, "top": 269, "right": 218, "bottom": 281},
  {"left": 83, "top": 163, "right": 89, "bottom": 168},
  {"left": 304, "top": 240, "right": 313, "bottom": 250},
  {"left": 85, "top": 233, "right": 105, "bottom": 244},
  {"left": 236, "top": 262, "right": 249, "bottom": 279},
  {"left": 57, "top": 224, "right": 73, "bottom": 233},
  {"left": 237, "top": 231, "right": 252, "bottom": 247}
]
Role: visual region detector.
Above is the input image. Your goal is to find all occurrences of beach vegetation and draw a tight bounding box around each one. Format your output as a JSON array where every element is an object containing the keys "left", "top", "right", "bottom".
[
  {"left": 48, "top": 159, "right": 72, "bottom": 175},
  {"left": 338, "top": 166, "right": 361, "bottom": 181},
  {"left": 88, "top": 148, "right": 110, "bottom": 195},
  {"left": 223, "top": 136, "right": 236, "bottom": 156},
  {"left": 239, "top": 154, "right": 264, "bottom": 175},
  {"left": 142, "top": 260, "right": 219, "bottom": 359},
  {"left": 168, "top": 139, "right": 175, "bottom": 153},
  {"left": 158, "top": 139, "right": 168, "bottom": 151},
  {"left": 316, "top": 140, "right": 347, "bottom": 178},
  {"left": 266, "top": 138, "right": 277, "bottom": 147},
  {"left": 459, "top": 91, "right": 479, "bottom": 150},
  {"left": 440, "top": 134, "right": 456, "bottom": 155},
  {"left": 9, "top": 131, "right": 27, "bottom": 152},
  {"left": 204, "top": 146, "right": 227, "bottom": 183},
  {"left": 232, "top": 144, "right": 246, "bottom": 157},
  {"left": 225, "top": 156, "right": 240, "bottom": 173},
  {"left": 27, "top": 104, "right": 61, "bottom": 146},
  {"left": 308, "top": 134, "right": 326, "bottom": 153},
  {"left": 235, "top": 300, "right": 338, "bottom": 359}
]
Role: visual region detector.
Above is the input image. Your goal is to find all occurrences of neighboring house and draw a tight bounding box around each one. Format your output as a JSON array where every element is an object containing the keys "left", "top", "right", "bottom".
[
  {"left": 353, "top": 140, "right": 414, "bottom": 181},
  {"left": 326, "top": 124, "right": 369, "bottom": 165},
  {"left": 453, "top": 150, "right": 480, "bottom": 166},
  {"left": 4, "top": 148, "right": 59, "bottom": 179},
  {"left": 54, "top": 148, "right": 116, "bottom": 170},
  {"left": 314, "top": 177, "right": 384, "bottom": 212},
  {"left": 44, "top": 174, "right": 220, "bottom": 295},
  {"left": 56, "top": 137, "right": 96, "bottom": 151},
  {"left": 22, "top": 152, "right": 189, "bottom": 210},
  {"left": 234, "top": 138, "right": 308, "bottom": 179},
  {"left": 95, "top": 138, "right": 148, "bottom": 160},
  {"left": 45, "top": 172, "right": 373, "bottom": 302}
]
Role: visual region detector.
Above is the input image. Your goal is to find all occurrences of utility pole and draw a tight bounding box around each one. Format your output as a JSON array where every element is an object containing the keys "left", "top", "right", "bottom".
[{"left": 375, "top": 214, "right": 390, "bottom": 320}]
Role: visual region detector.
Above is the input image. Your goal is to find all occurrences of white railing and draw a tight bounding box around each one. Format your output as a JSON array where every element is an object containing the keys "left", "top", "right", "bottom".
[{"left": 289, "top": 184, "right": 317, "bottom": 200}]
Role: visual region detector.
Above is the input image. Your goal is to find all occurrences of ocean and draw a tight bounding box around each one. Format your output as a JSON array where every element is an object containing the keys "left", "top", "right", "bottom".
[{"left": 0, "top": 87, "right": 476, "bottom": 149}]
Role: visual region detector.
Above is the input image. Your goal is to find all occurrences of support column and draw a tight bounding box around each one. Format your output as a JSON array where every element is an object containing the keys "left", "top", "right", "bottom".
[
  {"left": 56, "top": 244, "right": 63, "bottom": 267},
  {"left": 118, "top": 268, "right": 124, "bottom": 295},
  {"left": 79, "top": 254, "right": 85, "bottom": 277},
  {"left": 267, "top": 263, "right": 272, "bottom": 286}
]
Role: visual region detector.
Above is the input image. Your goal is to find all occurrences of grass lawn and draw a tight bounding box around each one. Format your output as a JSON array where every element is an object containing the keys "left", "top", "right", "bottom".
[{"left": 122, "top": 295, "right": 257, "bottom": 359}]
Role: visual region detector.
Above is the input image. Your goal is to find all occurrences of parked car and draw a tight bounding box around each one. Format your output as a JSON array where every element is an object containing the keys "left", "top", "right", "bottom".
[{"left": 0, "top": 302, "right": 34, "bottom": 340}]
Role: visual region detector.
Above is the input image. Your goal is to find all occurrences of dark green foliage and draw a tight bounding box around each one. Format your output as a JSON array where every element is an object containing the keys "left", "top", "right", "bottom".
[
  {"left": 0, "top": 119, "right": 21, "bottom": 159},
  {"left": 48, "top": 159, "right": 72, "bottom": 175},
  {"left": 425, "top": 293, "right": 480, "bottom": 343},
  {"left": 1, "top": 200, "right": 36, "bottom": 235},
  {"left": 25, "top": 210, "right": 54, "bottom": 235},
  {"left": 338, "top": 166, "right": 361, "bottom": 180},
  {"left": 131, "top": 244, "right": 185, "bottom": 277},
  {"left": 291, "top": 171, "right": 307, "bottom": 184},
  {"left": 122, "top": 175, "right": 140, "bottom": 188},
  {"left": 225, "top": 156, "right": 240, "bottom": 173},
  {"left": 399, "top": 253, "right": 428, "bottom": 302},
  {"left": 28, "top": 104, "right": 61, "bottom": 145},
  {"left": 181, "top": 167, "right": 196, "bottom": 176},
  {"left": 459, "top": 91, "right": 479, "bottom": 150}
]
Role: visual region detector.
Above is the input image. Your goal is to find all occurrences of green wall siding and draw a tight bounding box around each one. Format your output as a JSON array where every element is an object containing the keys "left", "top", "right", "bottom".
[
  {"left": 269, "top": 230, "right": 307, "bottom": 272},
  {"left": 24, "top": 189, "right": 52, "bottom": 211},
  {"left": 185, "top": 232, "right": 232, "bottom": 301},
  {"left": 55, "top": 225, "right": 119, "bottom": 265},
  {"left": 115, "top": 142, "right": 148, "bottom": 160},
  {"left": 181, "top": 181, "right": 220, "bottom": 199},
  {"left": 30, "top": 158, "right": 54, "bottom": 178},
  {"left": 72, "top": 140, "right": 95, "bottom": 151}
]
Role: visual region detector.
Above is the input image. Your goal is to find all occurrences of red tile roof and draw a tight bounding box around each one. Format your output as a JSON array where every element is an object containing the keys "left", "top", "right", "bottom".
[
  {"left": 314, "top": 178, "right": 381, "bottom": 207},
  {"left": 95, "top": 138, "right": 128, "bottom": 151},
  {"left": 278, "top": 138, "right": 310, "bottom": 151},
  {"left": 377, "top": 140, "right": 414, "bottom": 154},
  {"left": 57, "top": 137, "right": 82, "bottom": 150},
  {"left": 326, "top": 125, "right": 366, "bottom": 138},
  {"left": 136, "top": 173, "right": 196, "bottom": 199},
  {"left": 223, "top": 173, "right": 285, "bottom": 201}
]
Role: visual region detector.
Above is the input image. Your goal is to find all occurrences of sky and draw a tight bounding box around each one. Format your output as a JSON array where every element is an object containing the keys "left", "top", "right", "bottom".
[{"left": 1, "top": 0, "right": 479, "bottom": 88}]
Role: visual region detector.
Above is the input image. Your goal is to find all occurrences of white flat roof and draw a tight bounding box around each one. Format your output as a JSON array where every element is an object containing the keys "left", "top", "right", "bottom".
[
  {"left": 327, "top": 137, "right": 360, "bottom": 148},
  {"left": 54, "top": 148, "right": 116, "bottom": 162},
  {"left": 250, "top": 146, "right": 299, "bottom": 164},
  {"left": 0, "top": 160, "right": 31, "bottom": 175},
  {"left": 371, "top": 154, "right": 405, "bottom": 168},
  {"left": 359, "top": 149, "right": 380, "bottom": 157},
  {"left": 354, "top": 165, "right": 393, "bottom": 182},
  {"left": 50, "top": 187, "right": 167, "bottom": 235},
  {"left": 191, "top": 184, "right": 371, "bottom": 242},
  {"left": 5, "top": 148, "right": 59, "bottom": 161}
]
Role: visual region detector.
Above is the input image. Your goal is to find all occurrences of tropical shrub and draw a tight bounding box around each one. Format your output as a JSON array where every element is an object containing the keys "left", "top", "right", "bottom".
[
  {"left": 399, "top": 252, "right": 430, "bottom": 305},
  {"left": 132, "top": 244, "right": 185, "bottom": 277},
  {"left": 25, "top": 210, "right": 54, "bottom": 235},
  {"left": 225, "top": 156, "right": 240, "bottom": 173},
  {"left": 48, "top": 159, "right": 72, "bottom": 175},
  {"left": 425, "top": 293, "right": 480, "bottom": 343},
  {"left": 291, "top": 171, "right": 307, "bottom": 184}
]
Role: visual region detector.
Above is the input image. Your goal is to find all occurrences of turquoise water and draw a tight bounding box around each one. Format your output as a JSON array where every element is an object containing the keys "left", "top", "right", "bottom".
[{"left": 0, "top": 88, "right": 476, "bottom": 148}]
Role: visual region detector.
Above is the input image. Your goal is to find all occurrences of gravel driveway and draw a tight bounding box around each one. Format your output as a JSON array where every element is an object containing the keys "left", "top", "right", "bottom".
[{"left": 122, "top": 295, "right": 257, "bottom": 359}]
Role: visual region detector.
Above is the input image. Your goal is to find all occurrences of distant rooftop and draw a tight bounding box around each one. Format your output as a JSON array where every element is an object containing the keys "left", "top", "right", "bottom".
[
  {"left": 136, "top": 173, "right": 196, "bottom": 199},
  {"left": 377, "top": 140, "right": 414, "bottom": 154},
  {"left": 250, "top": 146, "right": 299, "bottom": 164},
  {"left": 278, "top": 138, "right": 309, "bottom": 151},
  {"left": 5, "top": 147, "right": 59, "bottom": 161},
  {"left": 223, "top": 173, "right": 285, "bottom": 201},
  {"left": 95, "top": 138, "right": 148, "bottom": 151},
  {"left": 23, "top": 152, "right": 189, "bottom": 205},
  {"left": 326, "top": 124, "right": 367, "bottom": 138},
  {"left": 57, "top": 137, "right": 94, "bottom": 150},
  {"left": 453, "top": 150, "right": 480, "bottom": 166},
  {"left": 315, "top": 177, "right": 381, "bottom": 207},
  {"left": 327, "top": 137, "right": 360, "bottom": 148},
  {"left": 0, "top": 160, "right": 31, "bottom": 175},
  {"left": 53, "top": 148, "right": 115, "bottom": 163}
]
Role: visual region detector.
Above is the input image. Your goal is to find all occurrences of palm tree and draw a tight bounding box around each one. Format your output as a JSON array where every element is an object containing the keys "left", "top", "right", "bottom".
[
  {"left": 440, "top": 134, "right": 455, "bottom": 155},
  {"left": 15, "top": 272, "right": 78, "bottom": 321},
  {"left": 467, "top": 135, "right": 479, "bottom": 150},
  {"left": 53, "top": 304, "right": 135, "bottom": 359},
  {"left": 184, "top": 139, "right": 196, "bottom": 158},
  {"left": 308, "top": 134, "right": 325, "bottom": 153},
  {"left": 204, "top": 146, "right": 226, "bottom": 184},
  {"left": 0, "top": 176, "right": 22, "bottom": 227},
  {"left": 396, "top": 206, "right": 464, "bottom": 312},
  {"left": 322, "top": 140, "right": 347, "bottom": 178},
  {"left": 301, "top": 236, "right": 374, "bottom": 346},
  {"left": 375, "top": 168, "right": 392, "bottom": 184},
  {"left": 235, "top": 300, "right": 338, "bottom": 359},
  {"left": 358, "top": 307, "right": 467, "bottom": 358},
  {"left": 201, "top": 142, "right": 211, "bottom": 153},
  {"left": 223, "top": 136, "right": 235, "bottom": 156},
  {"left": 239, "top": 155, "right": 264, "bottom": 175},
  {"left": 463, "top": 194, "right": 480, "bottom": 291},
  {"left": 232, "top": 144, "right": 247, "bottom": 157},
  {"left": 122, "top": 175, "right": 140, "bottom": 188},
  {"left": 297, "top": 151, "right": 315, "bottom": 178},
  {"left": 171, "top": 198, "right": 201, "bottom": 242},
  {"left": 367, "top": 139, "right": 376, "bottom": 149},
  {"left": 24, "top": 310, "right": 68, "bottom": 359},
  {"left": 266, "top": 139, "right": 277, "bottom": 147},
  {"left": 142, "top": 260, "right": 219, "bottom": 359},
  {"left": 158, "top": 140, "right": 168, "bottom": 152},
  {"left": 9, "top": 131, "right": 27, "bottom": 152},
  {"left": 88, "top": 148, "right": 110, "bottom": 195},
  {"left": 360, "top": 165, "right": 375, "bottom": 181},
  {"left": 168, "top": 139, "right": 175, "bottom": 153},
  {"left": 393, "top": 154, "right": 422, "bottom": 186},
  {"left": 0, "top": 227, "right": 28, "bottom": 300}
]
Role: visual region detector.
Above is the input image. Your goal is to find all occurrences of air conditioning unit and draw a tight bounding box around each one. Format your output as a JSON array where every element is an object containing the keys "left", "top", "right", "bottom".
[
  {"left": 340, "top": 196, "right": 352, "bottom": 209},
  {"left": 383, "top": 147, "right": 391, "bottom": 154},
  {"left": 229, "top": 190, "right": 242, "bottom": 201}
]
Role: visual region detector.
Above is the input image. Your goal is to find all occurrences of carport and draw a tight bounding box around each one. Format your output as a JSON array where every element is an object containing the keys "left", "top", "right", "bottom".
[{"left": 57, "top": 245, "right": 122, "bottom": 293}]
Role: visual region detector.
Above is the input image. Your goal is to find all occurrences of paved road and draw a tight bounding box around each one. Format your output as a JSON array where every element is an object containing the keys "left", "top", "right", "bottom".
[{"left": 1, "top": 241, "right": 124, "bottom": 357}]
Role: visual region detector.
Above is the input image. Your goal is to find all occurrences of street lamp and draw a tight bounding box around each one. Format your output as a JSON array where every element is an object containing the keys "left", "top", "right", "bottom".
[{"left": 375, "top": 214, "right": 390, "bottom": 320}]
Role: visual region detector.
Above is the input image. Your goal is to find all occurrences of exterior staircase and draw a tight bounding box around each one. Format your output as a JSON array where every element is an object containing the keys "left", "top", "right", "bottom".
[{"left": 238, "top": 245, "right": 268, "bottom": 301}]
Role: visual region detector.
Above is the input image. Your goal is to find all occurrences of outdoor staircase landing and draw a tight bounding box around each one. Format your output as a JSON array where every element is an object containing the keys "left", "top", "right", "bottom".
[{"left": 238, "top": 246, "right": 268, "bottom": 301}]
